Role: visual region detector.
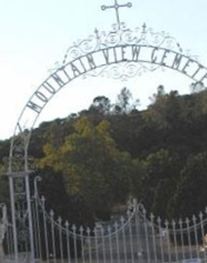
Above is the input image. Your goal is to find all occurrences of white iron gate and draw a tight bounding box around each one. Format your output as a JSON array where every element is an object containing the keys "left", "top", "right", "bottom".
[
  {"left": 31, "top": 178, "right": 207, "bottom": 262},
  {"left": 2, "top": 177, "right": 207, "bottom": 263}
]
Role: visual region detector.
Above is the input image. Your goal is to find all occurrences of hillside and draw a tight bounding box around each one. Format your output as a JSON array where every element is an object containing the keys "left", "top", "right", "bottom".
[{"left": 1, "top": 86, "right": 207, "bottom": 225}]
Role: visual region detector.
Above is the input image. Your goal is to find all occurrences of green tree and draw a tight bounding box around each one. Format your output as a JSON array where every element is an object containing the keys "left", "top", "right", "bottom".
[
  {"left": 113, "top": 87, "right": 139, "bottom": 114},
  {"left": 168, "top": 152, "right": 207, "bottom": 219},
  {"left": 38, "top": 117, "right": 135, "bottom": 220},
  {"left": 141, "top": 149, "right": 181, "bottom": 217},
  {"left": 89, "top": 96, "right": 111, "bottom": 115},
  {"left": 147, "top": 87, "right": 180, "bottom": 129}
]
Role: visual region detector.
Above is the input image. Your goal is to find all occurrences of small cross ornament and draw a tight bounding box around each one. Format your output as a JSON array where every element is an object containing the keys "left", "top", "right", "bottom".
[{"left": 101, "top": 0, "right": 132, "bottom": 29}]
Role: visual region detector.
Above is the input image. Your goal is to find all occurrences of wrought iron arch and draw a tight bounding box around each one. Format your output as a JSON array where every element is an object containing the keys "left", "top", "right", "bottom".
[
  {"left": 8, "top": 42, "right": 207, "bottom": 173},
  {"left": 6, "top": 1, "right": 207, "bottom": 262}
]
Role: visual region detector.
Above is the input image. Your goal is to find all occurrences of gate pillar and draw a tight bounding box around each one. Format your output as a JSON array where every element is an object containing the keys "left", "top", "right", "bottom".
[{"left": 8, "top": 171, "right": 35, "bottom": 263}]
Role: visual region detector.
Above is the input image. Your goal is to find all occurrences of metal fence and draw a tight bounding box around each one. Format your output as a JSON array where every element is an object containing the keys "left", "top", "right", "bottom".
[{"left": 2, "top": 178, "right": 207, "bottom": 263}]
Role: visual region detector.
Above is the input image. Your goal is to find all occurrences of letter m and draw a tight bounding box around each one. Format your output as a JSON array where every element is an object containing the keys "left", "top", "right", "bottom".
[{"left": 27, "top": 100, "right": 43, "bottom": 114}]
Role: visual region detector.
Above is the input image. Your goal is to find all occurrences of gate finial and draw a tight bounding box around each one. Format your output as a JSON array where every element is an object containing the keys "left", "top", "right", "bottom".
[{"left": 101, "top": 0, "right": 132, "bottom": 29}]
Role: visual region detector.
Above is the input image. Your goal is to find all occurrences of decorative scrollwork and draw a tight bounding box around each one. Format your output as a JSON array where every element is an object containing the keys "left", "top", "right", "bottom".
[
  {"left": 62, "top": 23, "right": 185, "bottom": 64},
  {"left": 62, "top": 34, "right": 99, "bottom": 64},
  {"left": 86, "top": 62, "right": 162, "bottom": 81},
  {"left": 51, "top": 22, "right": 190, "bottom": 80}
]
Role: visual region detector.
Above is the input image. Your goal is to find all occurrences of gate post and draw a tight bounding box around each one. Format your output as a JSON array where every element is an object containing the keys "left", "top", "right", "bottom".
[{"left": 8, "top": 171, "right": 35, "bottom": 263}]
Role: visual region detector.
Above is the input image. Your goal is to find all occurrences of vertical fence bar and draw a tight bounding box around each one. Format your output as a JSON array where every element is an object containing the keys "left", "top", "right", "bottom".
[
  {"left": 35, "top": 199, "right": 42, "bottom": 259},
  {"left": 114, "top": 222, "right": 121, "bottom": 263},
  {"left": 11, "top": 225, "right": 15, "bottom": 256},
  {"left": 41, "top": 196, "right": 49, "bottom": 263},
  {"left": 79, "top": 226, "right": 85, "bottom": 263},
  {"left": 6, "top": 223, "right": 11, "bottom": 257},
  {"left": 11, "top": 228, "right": 14, "bottom": 257},
  {"left": 172, "top": 220, "right": 179, "bottom": 263},
  {"left": 25, "top": 173, "right": 35, "bottom": 263},
  {"left": 7, "top": 225, "right": 12, "bottom": 258},
  {"left": 199, "top": 212, "right": 207, "bottom": 261},
  {"left": 150, "top": 213, "right": 158, "bottom": 263},
  {"left": 165, "top": 220, "right": 172, "bottom": 263},
  {"left": 158, "top": 217, "right": 164, "bottom": 262},
  {"left": 34, "top": 177, "right": 42, "bottom": 259},
  {"left": 50, "top": 210, "right": 57, "bottom": 263},
  {"left": 179, "top": 218, "right": 185, "bottom": 260},
  {"left": 31, "top": 198, "right": 38, "bottom": 258},
  {"left": 9, "top": 175, "right": 18, "bottom": 263},
  {"left": 135, "top": 205, "right": 143, "bottom": 260},
  {"left": 87, "top": 227, "right": 92, "bottom": 263},
  {"left": 65, "top": 221, "right": 71, "bottom": 263},
  {"left": 5, "top": 225, "right": 7, "bottom": 257},
  {"left": 121, "top": 216, "right": 127, "bottom": 263},
  {"left": 192, "top": 215, "right": 200, "bottom": 259},
  {"left": 128, "top": 210, "right": 135, "bottom": 263},
  {"left": 23, "top": 202, "right": 29, "bottom": 253},
  {"left": 101, "top": 225, "right": 106, "bottom": 263},
  {"left": 143, "top": 208, "right": 150, "bottom": 263},
  {"left": 72, "top": 225, "right": 78, "bottom": 263},
  {"left": 94, "top": 226, "right": 100, "bottom": 263},
  {"left": 108, "top": 226, "right": 113, "bottom": 263},
  {"left": 10, "top": 226, "right": 14, "bottom": 258},
  {"left": 58, "top": 217, "right": 64, "bottom": 263},
  {"left": 186, "top": 217, "right": 193, "bottom": 259}
]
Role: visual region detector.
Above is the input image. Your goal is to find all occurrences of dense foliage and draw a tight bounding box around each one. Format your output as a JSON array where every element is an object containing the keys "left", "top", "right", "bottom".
[{"left": 1, "top": 86, "right": 207, "bottom": 225}]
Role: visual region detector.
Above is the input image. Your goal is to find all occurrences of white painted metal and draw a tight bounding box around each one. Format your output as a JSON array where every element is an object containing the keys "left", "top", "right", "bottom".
[{"left": 4, "top": 185, "right": 202, "bottom": 263}]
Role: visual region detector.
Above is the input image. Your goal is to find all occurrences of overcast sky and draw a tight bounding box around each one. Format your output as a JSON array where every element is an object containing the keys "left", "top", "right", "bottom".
[{"left": 1, "top": 0, "right": 207, "bottom": 140}]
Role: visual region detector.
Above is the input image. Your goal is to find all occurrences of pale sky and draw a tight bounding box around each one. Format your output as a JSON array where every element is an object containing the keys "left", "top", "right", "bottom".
[{"left": 1, "top": 0, "right": 207, "bottom": 140}]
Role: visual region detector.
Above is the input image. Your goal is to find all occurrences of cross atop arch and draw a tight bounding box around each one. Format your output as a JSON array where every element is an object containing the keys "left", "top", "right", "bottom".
[{"left": 101, "top": 0, "right": 132, "bottom": 29}]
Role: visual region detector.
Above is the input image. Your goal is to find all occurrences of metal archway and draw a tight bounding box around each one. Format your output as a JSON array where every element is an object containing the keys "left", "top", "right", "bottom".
[
  {"left": 8, "top": 33, "right": 207, "bottom": 174},
  {"left": 7, "top": 1, "right": 207, "bottom": 262}
]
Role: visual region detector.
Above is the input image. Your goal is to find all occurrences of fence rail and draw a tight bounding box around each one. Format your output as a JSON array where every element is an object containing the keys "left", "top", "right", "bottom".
[{"left": 2, "top": 178, "right": 207, "bottom": 263}]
